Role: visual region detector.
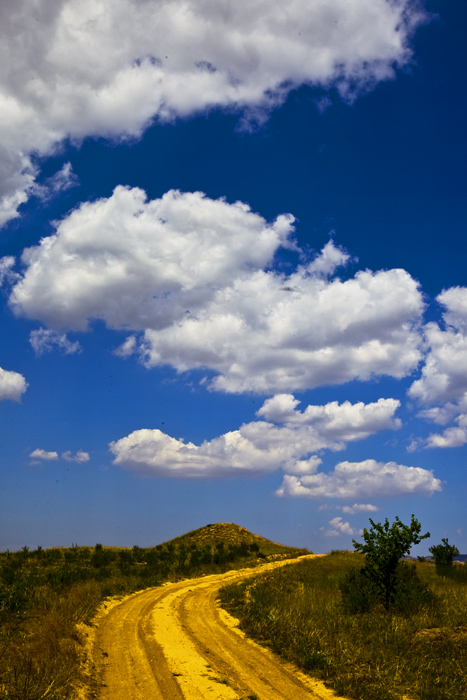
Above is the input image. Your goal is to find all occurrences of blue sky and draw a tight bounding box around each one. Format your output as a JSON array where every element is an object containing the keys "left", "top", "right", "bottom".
[{"left": 1, "top": 0, "right": 466, "bottom": 553}]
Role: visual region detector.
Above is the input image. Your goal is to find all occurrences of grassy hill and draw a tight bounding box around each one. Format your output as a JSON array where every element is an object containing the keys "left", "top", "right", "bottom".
[{"left": 163, "top": 522, "right": 308, "bottom": 557}]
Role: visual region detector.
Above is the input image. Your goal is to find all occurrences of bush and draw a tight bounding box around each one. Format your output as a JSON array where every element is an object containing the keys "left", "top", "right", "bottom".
[
  {"left": 390, "top": 563, "right": 438, "bottom": 613},
  {"left": 429, "top": 538, "right": 460, "bottom": 573},
  {"left": 339, "top": 566, "right": 380, "bottom": 613},
  {"left": 352, "top": 515, "right": 430, "bottom": 610},
  {"left": 340, "top": 562, "right": 437, "bottom": 615}
]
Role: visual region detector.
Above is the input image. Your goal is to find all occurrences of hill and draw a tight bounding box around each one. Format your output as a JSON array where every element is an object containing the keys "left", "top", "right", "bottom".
[{"left": 163, "top": 522, "right": 309, "bottom": 557}]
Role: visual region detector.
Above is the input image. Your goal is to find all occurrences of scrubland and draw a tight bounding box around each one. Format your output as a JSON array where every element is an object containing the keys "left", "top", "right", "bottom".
[
  {"left": 3, "top": 529, "right": 465, "bottom": 700},
  {"left": 0, "top": 524, "right": 306, "bottom": 700},
  {"left": 219, "top": 551, "right": 467, "bottom": 700}
]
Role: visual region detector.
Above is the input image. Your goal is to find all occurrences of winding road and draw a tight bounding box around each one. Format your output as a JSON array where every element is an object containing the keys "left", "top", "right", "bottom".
[{"left": 90, "top": 557, "right": 345, "bottom": 700}]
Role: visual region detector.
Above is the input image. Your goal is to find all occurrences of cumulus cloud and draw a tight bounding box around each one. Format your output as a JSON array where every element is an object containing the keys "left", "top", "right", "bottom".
[
  {"left": 0, "top": 366, "right": 28, "bottom": 401},
  {"left": 29, "top": 328, "right": 82, "bottom": 355},
  {"left": 9, "top": 187, "right": 424, "bottom": 394},
  {"left": 409, "top": 288, "right": 467, "bottom": 448},
  {"left": 323, "top": 516, "right": 362, "bottom": 537},
  {"left": 424, "top": 427, "right": 467, "bottom": 449},
  {"left": 10, "top": 187, "right": 295, "bottom": 330},
  {"left": 0, "top": 0, "right": 429, "bottom": 225},
  {"left": 30, "top": 448, "right": 58, "bottom": 461},
  {"left": 110, "top": 395, "right": 401, "bottom": 477},
  {"left": 275, "top": 459, "right": 442, "bottom": 499},
  {"left": 62, "top": 450, "right": 90, "bottom": 462},
  {"left": 257, "top": 395, "right": 402, "bottom": 442},
  {"left": 409, "top": 287, "right": 467, "bottom": 405}
]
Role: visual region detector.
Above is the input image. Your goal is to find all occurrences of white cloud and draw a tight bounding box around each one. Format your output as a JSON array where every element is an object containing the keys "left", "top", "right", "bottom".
[
  {"left": 110, "top": 396, "right": 401, "bottom": 477},
  {"left": 10, "top": 187, "right": 294, "bottom": 331},
  {"left": 30, "top": 448, "right": 59, "bottom": 461},
  {"left": 409, "top": 323, "right": 467, "bottom": 405},
  {"left": 276, "top": 459, "right": 442, "bottom": 499},
  {"left": 305, "top": 239, "right": 352, "bottom": 276},
  {"left": 425, "top": 427, "right": 467, "bottom": 449},
  {"left": 341, "top": 503, "right": 379, "bottom": 514},
  {"left": 62, "top": 450, "right": 90, "bottom": 462},
  {"left": 114, "top": 335, "right": 137, "bottom": 358},
  {"left": 30, "top": 448, "right": 89, "bottom": 462},
  {"left": 0, "top": 256, "right": 20, "bottom": 287},
  {"left": 32, "top": 163, "right": 80, "bottom": 201},
  {"left": 0, "top": 0, "right": 429, "bottom": 225},
  {"left": 409, "top": 288, "right": 467, "bottom": 405},
  {"left": 257, "top": 395, "right": 402, "bottom": 442},
  {"left": 140, "top": 264, "right": 423, "bottom": 395},
  {"left": 409, "top": 289, "right": 467, "bottom": 448},
  {"left": 9, "top": 187, "right": 424, "bottom": 394},
  {"left": 29, "top": 328, "right": 82, "bottom": 355},
  {"left": 436, "top": 287, "right": 467, "bottom": 334},
  {"left": 417, "top": 402, "right": 461, "bottom": 426},
  {"left": 0, "top": 366, "right": 28, "bottom": 401},
  {"left": 323, "top": 516, "right": 362, "bottom": 537}
]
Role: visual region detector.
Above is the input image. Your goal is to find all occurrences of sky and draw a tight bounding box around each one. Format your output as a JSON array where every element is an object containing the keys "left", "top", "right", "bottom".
[{"left": 0, "top": 0, "right": 466, "bottom": 554}]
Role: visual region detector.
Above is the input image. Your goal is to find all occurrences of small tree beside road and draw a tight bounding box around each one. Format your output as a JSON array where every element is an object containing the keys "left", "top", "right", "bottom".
[{"left": 341, "top": 515, "right": 431, "bottom": 611}]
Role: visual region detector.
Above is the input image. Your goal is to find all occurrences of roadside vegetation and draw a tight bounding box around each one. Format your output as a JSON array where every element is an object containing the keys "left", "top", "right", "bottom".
[
  {"left": 219, "top": 520, "right": 467, "bottom": 700},
  {"left": 0, "top": 523, "right": 306, "bottom": 700}
]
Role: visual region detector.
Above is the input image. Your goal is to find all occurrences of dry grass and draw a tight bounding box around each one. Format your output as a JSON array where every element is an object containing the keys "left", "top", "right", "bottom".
[
  {"left": 165, "top": 522, "right": 308, "bottom": 556},
  {"left": 218, "top": 552, "right": 467, "bottom": 700},
  {"left": 0, "top": 523, "right": 306, "bottom": 699}
]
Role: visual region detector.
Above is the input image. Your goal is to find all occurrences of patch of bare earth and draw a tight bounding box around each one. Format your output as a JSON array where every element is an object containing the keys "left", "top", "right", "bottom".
[{"left": 79, "top": 557, "right": 349, "bottom": 700}]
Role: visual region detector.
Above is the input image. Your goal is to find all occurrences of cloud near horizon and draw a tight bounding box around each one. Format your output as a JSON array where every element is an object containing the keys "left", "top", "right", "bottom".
[
  {"left": 323, "top": 516, "right": 362, "bottom": 537},
  {"left": 109, "top": 395, "right": 401, "bottom": 478},
  {"left": 30, "top": 448, "right": 90, "bottom": 462},
  {"left": 62, "top": 450, "right": 90, "bottom": 463},
  {"left": 7, "top": 187, "right": 425, "bottom": 395},
  {"left": 0, "top": 0, "right": 429, "bottom": 226},
  {"left": 29, "top": 449, "right": 59, "bottom": 461}
]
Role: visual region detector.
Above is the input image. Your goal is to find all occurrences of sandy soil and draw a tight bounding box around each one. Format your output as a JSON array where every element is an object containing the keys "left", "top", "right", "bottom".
[{"left": 85, "top": 556, "right": 348, "bottom": 700}]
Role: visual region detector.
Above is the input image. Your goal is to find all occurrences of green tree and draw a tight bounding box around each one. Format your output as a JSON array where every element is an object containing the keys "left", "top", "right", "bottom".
[
  {"left": 429, "top": 538, "right": 459, "bottom": 569},
  {"left": 352, "top": 515, "right": 430, "bottom": 610}
]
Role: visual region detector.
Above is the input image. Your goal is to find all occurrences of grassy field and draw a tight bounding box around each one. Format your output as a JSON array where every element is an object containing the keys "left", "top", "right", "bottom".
[
  {"left": 218, "top": 551, "right": 467, "bottom": 700},
  {"left": 0, "top": 523, "right": 307, "bottom": 700}
]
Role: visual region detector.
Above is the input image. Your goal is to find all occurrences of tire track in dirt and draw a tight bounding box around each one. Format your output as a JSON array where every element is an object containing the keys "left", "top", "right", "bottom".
[{"left": 91, "top": 557, "right": 347, "bottom": 700}]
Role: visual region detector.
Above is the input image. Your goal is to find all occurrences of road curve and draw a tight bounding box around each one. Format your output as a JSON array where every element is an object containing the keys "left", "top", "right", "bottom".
[{"left": 90, "top": 557, "right": 346, "bottom": 700}]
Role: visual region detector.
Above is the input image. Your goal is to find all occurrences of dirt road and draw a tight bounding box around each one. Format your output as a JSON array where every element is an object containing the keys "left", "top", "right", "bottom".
[{"left": 88, "top": 557, "right": 346, "bottom": 700}]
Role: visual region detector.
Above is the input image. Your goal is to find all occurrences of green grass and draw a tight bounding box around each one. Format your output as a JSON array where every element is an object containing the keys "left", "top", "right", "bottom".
[
  {"left": 218, "top": 552, "right": 467, "bottom": 700},
  {"left": 0, "top": 524, "right": 307, "bottom": 699}
]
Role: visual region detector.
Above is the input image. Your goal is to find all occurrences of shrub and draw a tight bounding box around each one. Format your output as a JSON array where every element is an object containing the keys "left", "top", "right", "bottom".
[
  {"left": 339, "top": 566, "right": 380, "bottom": 613},
  {"left": 429, "top": 538, "right": 460, "bottom": 572},
  {"left": 352, "top": 515, "right": 430, "bottom": 610},
  {"left": 390, "top": 562, "right": 438, "bottom": 613}
]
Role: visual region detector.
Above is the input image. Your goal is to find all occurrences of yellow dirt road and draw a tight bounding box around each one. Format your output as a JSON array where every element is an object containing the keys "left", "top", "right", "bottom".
[{"left": 90, "top": 557, "right": 346, "bottom": 700}]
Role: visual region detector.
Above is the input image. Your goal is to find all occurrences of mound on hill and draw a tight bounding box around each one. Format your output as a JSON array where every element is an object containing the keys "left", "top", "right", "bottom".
[{"left": 163, "top": 522, "right": 309, "bottom": 558}]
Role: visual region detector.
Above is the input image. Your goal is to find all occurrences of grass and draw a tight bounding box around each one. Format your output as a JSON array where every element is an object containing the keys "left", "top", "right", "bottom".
[
  {"left": 166, "top": 522, "right": 308, "bottom": 557},
  {"left": 218, "top": 552, "right": 467, "bottom": 700},
  {"left": 0, "top": 524, "right": 307, "bottom": 700}
]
